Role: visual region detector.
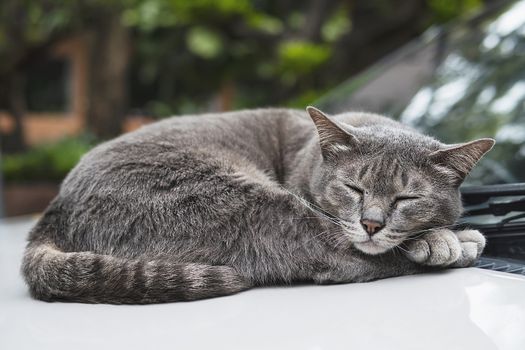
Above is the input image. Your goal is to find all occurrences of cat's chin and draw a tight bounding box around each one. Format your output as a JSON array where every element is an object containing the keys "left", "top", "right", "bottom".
[{"left": 353, "top": 241, "right": 391, "bottom": 255}]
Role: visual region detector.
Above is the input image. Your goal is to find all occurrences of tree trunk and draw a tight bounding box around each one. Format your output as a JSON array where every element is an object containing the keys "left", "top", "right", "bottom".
[
  {"left": 301, "top": 0, "right": 337, "bottom": 42},
  {"left": 325, "top": 0, "right": 430, "bottom": 84},
  {"left": 1, "top": 1, "right": 28, "bottom": 153},
  {"left": 218, "top": 79, "right": 235, "bottom": 111},
  {"left": 86, "top": 14, "right": 130, "bottom": 139},
  {"left": 0, "top": 72, "right": 27, "bottom": 153}
]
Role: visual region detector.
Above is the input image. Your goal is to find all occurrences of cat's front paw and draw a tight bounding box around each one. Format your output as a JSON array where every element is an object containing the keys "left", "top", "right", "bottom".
[
  {"left": 403, "top": 229, "right": 486, "bottom": 267},
  {"left": 403, "top": 229, "right": 462, "bottom": 266},
  {"left": 451, "top": 229, "right": 486, "bottom": 267}
]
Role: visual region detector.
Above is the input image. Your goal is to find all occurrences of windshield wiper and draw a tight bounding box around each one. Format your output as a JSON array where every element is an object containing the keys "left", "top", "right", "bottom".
[
  {"left": 459, "top": 183, "right": 525, "bottom": 232},
  {"left": 462, "top": 196, "right": 525, "bottom": 216},
  {"left": 461, "top": 183, "right": 525, "bottom": 205}
]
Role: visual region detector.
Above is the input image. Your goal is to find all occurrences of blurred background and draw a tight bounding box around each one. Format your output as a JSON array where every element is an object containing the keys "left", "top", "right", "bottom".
[{"left": 1, "top": 0, "right": 523, "bottom": 217}]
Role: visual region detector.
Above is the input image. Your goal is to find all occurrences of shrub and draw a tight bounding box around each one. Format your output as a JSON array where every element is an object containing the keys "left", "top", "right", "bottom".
[{"left": 2, "top": 135, "right": 96, "bottom": 183}]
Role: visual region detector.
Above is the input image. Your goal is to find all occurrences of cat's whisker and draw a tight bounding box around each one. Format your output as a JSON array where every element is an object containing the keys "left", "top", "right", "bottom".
[
  {"left": 395, "top": 245, "right": 410, "bottom": 254},
  {"left": 407, "top": 225, "right": 456, "bottom": 235},
  {"left": 392, "top": 246, "right": 399, "bottom": 257},
  {"left": 311, "top": 229, "right": 333, "bottom": 240},
  {"left": 332, "top": 236, "right": 346, "bottom": 250},
  {"left": 402, "top": 232, "right": 429, "bottom": 241},
  {"left": 290, "top": 216, "right": 331, "bottom": 221},
  {"left": 388, "top": 231, "right": 427, "bottom": 241},
  {"left": 281, "top": 188, "right": 347, "bottom": 228},
  {"left": 391, "top": 223, "right": 461, "bottom": 240},
  {"left": 297, "top": 227, "right": 345, "bottom": 249}
]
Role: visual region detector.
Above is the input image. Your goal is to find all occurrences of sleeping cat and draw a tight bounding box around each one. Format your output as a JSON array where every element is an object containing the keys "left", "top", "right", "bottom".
[{"left": 22, "top": 107, "right": 494, "bottom": 304}]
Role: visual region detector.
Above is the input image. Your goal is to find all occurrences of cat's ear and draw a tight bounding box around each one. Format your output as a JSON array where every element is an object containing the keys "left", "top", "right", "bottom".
[
  {"left": 306, "top": 106, "right": 358, "bottom": 158},
  {"left": 429, "top": 138, "right": 495, "bottom": 184}
]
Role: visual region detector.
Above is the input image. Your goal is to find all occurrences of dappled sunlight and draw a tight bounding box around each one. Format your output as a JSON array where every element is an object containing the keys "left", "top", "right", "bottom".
[
  {"left": 394, "top": 1, "right": 525, "bottom": 184},
  {"left": 427, "top": 77, "right": 470, "bottom": 124},
  {"left": 486, "top": 0, "right": 525, "bottom": 36},
  {"left": 495, "top": 123, "right": 525, "bottom": 144},
  {"left": 490, "top": 81, "right": 525, "bottom": 115},
  {"left": 400, "top": 87, "right": 433, "bottom": 125},
  {"left": 476, "top": 86, "right": 497, "bottom": 105}
]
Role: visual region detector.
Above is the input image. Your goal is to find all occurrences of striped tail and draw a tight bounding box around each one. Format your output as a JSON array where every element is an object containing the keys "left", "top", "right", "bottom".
[{"left": 21, "top": 241, "right": 249, "bottom": 304}]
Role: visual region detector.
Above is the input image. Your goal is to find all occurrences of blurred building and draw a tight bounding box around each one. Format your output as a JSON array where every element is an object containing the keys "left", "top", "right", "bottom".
[
  {"left": 0, "top": 34, "right": 154, "bottom": 147},
  {"left": 0, "top": 35, "right": 89, "bottom": 145}
]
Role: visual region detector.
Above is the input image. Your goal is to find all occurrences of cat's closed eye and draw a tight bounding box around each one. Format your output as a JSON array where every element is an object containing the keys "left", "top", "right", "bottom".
[
  {"left": 393, "top": 195, "right": 420, "bottom": 206},
  {"left": 344, "top": 183, "right": 364, "bottom": 196}
]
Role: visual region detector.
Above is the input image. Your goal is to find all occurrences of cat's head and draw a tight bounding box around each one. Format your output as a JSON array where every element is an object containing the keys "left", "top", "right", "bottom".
[{"left": 306, "top": 106, "right": 495, "bottom": 255}]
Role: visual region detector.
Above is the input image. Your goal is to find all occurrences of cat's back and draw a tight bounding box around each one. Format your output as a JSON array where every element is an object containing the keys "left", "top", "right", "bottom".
[
  {"left": 60, "top": 108, "right": 308, "bottom": 198},
  {"left": 87, "top": 107, "right": 305, "bottom": 156}
]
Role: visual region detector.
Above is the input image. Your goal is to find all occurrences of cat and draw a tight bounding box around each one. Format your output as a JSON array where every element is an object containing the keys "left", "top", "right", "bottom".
[{"left": 21, "top": 107, "right": 494, "bottom": 304}]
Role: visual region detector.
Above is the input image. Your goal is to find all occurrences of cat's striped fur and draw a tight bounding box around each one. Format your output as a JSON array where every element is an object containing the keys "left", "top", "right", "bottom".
[{"left": 21, "top": 107, "right": 493, "bottom": 304}]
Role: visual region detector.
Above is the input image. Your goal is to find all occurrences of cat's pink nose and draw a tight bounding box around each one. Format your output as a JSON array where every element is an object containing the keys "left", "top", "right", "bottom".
[{"left": 361, "top": 219, "right": 384, "bottom": 235}]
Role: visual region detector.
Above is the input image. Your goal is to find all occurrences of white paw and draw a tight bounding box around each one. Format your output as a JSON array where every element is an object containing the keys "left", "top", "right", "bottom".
[
  {"left": 403, "top": 229, "right": 462, "bottom": 266},
  {"left": 451, "top": 229, "right": 486, "bottom": 267}
]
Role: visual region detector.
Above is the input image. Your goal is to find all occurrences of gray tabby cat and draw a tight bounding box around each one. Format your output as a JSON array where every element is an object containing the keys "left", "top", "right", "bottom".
[{"left": 22, "top": 107, "right": 494, "bottom": 304}]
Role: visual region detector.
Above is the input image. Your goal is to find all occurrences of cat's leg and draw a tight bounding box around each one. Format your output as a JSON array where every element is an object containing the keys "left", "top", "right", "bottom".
[
  {"left": 312, "top": 251, "right": 430, "bottom": 285},
  {"left": 311, "top": 229, "right": 486, "bottom": 285},
  {"left": 402, "top": 229, "right": 485, "bottom": 267},
  {"left": 452, "top": 229, "right": 486, "bottom": 267}
]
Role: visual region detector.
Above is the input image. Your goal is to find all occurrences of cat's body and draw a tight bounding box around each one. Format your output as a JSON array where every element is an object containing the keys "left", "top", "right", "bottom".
[{"left": 22, "top": 108, "right": 493, "bottom": 304}]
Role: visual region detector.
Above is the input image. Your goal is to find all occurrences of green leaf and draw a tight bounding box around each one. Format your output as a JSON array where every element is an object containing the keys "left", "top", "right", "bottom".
[
  {"left": 278, "top": 40, "right": 331, "bottom": 77},
  {"left": 186, "top": 26, "right": 223, "bottom": 59},
  {"left": 247, "top": 13, "right": 283, "bottom": 35},
  {"left": 322, "top": 7, "right": 351, "bottom": 42}
]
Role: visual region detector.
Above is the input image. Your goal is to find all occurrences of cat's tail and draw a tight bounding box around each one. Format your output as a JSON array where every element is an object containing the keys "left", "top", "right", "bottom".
[{"left": 21, "top": 240, "right": 249, "bottom": 304}]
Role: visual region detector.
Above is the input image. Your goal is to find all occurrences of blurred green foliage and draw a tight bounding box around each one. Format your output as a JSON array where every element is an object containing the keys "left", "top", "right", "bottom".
[
  {"left": 2, "top": 136, "right": 95, "bottom": 183},
  {"left": 0, "top": 0, "right": 486, "bottom": 116},
  {"left": 0, "top": 0, "right": 487, "bottom": 183},
  {"left": 186, "top": 26, "right": 223, "bottom": 59},
  {"left": 428, "top": 0, "right": 483, "bottom": 22},
  {"left": 278, "top": 41, "right": 331, "bottom": 84},
  {"left": 321, "top": 7, "right": 352, "bottom": 42}
]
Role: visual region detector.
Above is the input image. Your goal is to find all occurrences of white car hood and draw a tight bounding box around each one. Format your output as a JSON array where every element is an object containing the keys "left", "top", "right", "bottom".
[{"left": 1, "top": 218, "right": 525, "bottom": 350}]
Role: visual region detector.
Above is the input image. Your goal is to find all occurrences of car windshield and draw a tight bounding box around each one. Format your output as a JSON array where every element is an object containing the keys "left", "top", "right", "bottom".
[{"left": 316, "top": 0, "right": 525, "bottom": 186}]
